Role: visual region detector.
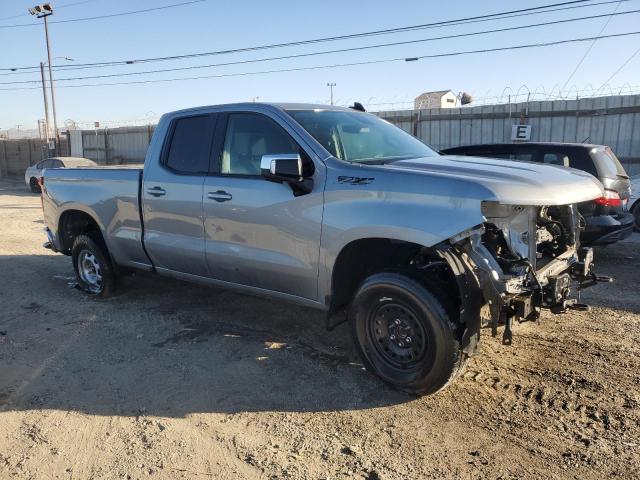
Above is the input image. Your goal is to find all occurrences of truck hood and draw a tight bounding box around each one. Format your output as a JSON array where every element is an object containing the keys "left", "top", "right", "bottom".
[{"left": 385, "top": 155, "right": 604, "bottom": 206}]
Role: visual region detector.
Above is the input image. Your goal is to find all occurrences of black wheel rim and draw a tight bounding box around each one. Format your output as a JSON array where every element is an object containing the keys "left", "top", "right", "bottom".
[{"left": 367, "top": 302, "right": 428, "bottom": 369}]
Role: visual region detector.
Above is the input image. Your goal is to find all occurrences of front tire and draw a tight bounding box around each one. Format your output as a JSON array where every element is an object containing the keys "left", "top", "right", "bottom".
[
  {"left": 350, "top": 272, "right": 465, "bottom": 395},
  {"left": 71, "top": 234, "right": 117, "bottom": 298}
]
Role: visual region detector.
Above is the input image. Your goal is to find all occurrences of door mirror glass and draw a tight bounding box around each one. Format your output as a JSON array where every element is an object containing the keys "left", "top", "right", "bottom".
[
  {"left": 260, "top": 154, "right": 314, "bottom": 195},
  {"left": 261, "top": 154, "right": 304, "bottom": 182}
]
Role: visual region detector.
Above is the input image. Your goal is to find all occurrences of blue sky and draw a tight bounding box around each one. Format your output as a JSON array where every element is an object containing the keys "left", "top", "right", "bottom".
[{"left": 1, "top": 0, "right": 640, "bottom": 130}]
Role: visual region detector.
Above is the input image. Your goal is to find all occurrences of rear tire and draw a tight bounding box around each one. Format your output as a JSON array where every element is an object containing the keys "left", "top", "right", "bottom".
[
  {"left": 29, "top": 177, "right": 41, "bottom": 193},
  {"left": 350, "top": 272, "right": 466, "bottom": 395},
  {"left": 71, "top": 234, "right": 117, "bottom": 298}
]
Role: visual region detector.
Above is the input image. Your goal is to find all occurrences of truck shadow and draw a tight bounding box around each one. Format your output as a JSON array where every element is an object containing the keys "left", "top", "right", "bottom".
[
  {"left": 0, "top": 255, "right": 410, "bottom": 418},
  {"left": 0, "top": 237, "right": 636, "bottom": 418}
]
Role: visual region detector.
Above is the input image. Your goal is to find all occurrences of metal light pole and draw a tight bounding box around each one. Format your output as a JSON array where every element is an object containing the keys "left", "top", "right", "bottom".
[
  {"left": 29, "top": 4, "right": 59, "bottom": 152},
  {"left": 39, "top": 62, "right": 51, "bottom": 143},
  {"left": 327, "top": 82, "right": 336, "bottom": 105},
  {"left": 43, "top": 14, "right": 58, "bottom": 144}
]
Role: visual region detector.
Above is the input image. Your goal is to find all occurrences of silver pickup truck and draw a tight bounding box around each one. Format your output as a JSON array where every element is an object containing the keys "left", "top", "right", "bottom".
[{"left": 41, "top": 103, "right": 607, "bottom": 395}]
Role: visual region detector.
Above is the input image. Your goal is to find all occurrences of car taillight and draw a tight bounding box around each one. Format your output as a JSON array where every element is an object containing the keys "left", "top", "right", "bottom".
[{"left": 594, "top": 190, "right": 622, "bottom": 207}]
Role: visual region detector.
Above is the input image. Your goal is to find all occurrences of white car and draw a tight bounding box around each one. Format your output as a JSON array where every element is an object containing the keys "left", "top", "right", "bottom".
[
  {"left": 631, "top": 175, "right": 640, "bottom": 231},
  {"left": 25, "top": 157, "right": 96, "bottom": 192}
]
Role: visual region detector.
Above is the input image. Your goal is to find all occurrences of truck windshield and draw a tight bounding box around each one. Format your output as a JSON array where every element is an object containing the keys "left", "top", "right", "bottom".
[{"left": 287, "top": 109, "right": 438, "bottom": 163}]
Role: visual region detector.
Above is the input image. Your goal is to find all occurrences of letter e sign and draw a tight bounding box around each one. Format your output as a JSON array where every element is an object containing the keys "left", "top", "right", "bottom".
[{"left": 511, "top": 124, "right": 531, "bottom": 141}]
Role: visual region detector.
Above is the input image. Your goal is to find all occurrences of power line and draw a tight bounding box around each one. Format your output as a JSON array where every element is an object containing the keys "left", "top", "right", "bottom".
[
  {"left": 560, "top": 0, "right": 622, "bottom": 92},
  {"left": 0, "top": 0, "right": 631, "bottom": 72},
  {"left": 0, "top": 0, "right": 207, "bottom": 29},
  {"left": 3, "top": 8, "right": 640, "bottom": 85},
  {"left": 37, "top": 0, "right": 640, "bottom": 77},
  {"left": 596, "top": 44, "right": 640, "bottom": 92},
  {"left": 2, "top": 30, "right": 639, "bottom": 92},
  {"left": 0, "top": 0, "right": 100, "bottom": 21}
]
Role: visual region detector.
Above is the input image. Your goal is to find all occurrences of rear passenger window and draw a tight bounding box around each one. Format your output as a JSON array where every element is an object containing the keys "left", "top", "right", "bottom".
[
  {"left": 165, "top": 115, "right": 214, "bottom": 174},
  {"left": 568, "top": 152, "right": 598, "bottom": 176},
  {"left": 542, "top": 153, "right": 569, "bottom": 167},
  {"left": 512, "top": 152, "right": 534, "bottom": 162}
]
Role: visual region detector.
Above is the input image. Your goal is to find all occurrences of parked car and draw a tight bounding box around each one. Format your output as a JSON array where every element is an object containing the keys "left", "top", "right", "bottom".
[
  {"left": 40, "top": 103, "right": 606, "bottom": 395},
  {"left": 25, "top": 157, "right": 96, "bottom": 192},
  {"left": 441, "top": 143, "right": 633, "bottom": 245},
  {"left": 631, "top": 175, "right": 640, "bottom": 231}
]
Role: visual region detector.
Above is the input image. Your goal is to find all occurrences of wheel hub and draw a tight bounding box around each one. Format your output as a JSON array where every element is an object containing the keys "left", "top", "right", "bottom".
[
  {"left": 388, "top": 318, "right": 414, "bottom": 348},
  {"left": 78, "top": 250, "right": 102, "bottom": 293},
  {"left": 370, "top": 303, "right": 427, "bottom": 367}
]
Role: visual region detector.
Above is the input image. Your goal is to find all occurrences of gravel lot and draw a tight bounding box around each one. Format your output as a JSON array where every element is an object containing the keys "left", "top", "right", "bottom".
[{"left": 0, "top": 179, "right": 638, "bottom": 479}]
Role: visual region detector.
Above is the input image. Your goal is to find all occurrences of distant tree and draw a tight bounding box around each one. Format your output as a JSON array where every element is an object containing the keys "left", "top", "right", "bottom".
[{"left": 459, "top": 92, "right": 473, "bottom": 105}]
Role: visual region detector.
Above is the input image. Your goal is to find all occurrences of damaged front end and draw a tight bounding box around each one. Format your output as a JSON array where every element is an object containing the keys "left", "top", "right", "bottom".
[{"left": 447, "top": 201, "right": 611, "bottom": 346}]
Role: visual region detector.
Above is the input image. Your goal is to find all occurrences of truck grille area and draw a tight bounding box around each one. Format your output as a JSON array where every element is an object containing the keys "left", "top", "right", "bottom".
[{"left": 480, "top": 202, "right": 580, "bottom": 276}]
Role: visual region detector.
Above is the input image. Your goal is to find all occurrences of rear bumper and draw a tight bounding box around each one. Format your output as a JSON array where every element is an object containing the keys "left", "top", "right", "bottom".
[{"left": 581, "top": 212, "right": 634, "bottom": 245}]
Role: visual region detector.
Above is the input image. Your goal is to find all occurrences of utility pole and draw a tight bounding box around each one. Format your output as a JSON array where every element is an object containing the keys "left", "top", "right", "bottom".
[
  {"left": 43, "top": 14, "right": 58, "bottom": 145},
  {"left": 39, "top": 62, "right": 51, "bottom": 144},
  {"left": 327, "top": 82, "right": 336, "bottom": 105},
  {"left": 29, "top": 4, "right": 58, "bottom": 152}
]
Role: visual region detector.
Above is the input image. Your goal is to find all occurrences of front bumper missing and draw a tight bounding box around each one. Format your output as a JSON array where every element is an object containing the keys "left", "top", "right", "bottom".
[{"left": 458, "top": 228, "right": 610, "bottom": 345}]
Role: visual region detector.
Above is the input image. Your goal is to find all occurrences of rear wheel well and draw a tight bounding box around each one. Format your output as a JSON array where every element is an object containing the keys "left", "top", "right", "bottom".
[
  {"left": 330, "top": 238, "right": 461, "bottom": 320},
  {"left": 58, "top": 210, "right": 104, "bottom": 254}
]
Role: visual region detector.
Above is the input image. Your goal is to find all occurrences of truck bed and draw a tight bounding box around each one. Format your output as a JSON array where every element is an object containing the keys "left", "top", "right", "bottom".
[{"left": 42, "top": 167, "right": 151, "bottom": 270}]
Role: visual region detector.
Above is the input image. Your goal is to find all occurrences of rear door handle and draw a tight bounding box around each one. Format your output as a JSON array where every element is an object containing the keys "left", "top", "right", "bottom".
[
  {"left": 207, "top": 190, "right": 232, "bottom": 202},
  {"left": 147, "top": 186, "right": 166, "bottom": 197}
]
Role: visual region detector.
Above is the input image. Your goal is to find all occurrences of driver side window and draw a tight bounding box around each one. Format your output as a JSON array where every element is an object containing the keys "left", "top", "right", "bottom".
[{"left": 221, "top": 113, "right": 299, "bottom": 175}]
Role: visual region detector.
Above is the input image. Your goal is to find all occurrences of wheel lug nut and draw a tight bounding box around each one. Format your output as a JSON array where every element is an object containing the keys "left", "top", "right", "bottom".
[
  {"left": 390, "top": 335, "right": 395, "bottom": 340},
  {"left": 394, "top": 319, "right": 400, "bottom": 325},
  {"left": 406, "top": 337, "right": 412, "bottom": 343},
  {"left": 398, "top": 342, "right": 404, "bottom": 347}
]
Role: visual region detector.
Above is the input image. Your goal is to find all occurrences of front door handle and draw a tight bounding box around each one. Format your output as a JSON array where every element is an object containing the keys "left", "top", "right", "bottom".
[
  {"left": 207, "top": 190, "right": 233, "bottom": 202},
  {"left": 147, "top": 186, "right": 166, "bottom": 197}
]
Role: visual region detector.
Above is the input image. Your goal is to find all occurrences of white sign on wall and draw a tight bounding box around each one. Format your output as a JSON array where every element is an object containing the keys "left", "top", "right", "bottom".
[{"left": 511, "top": 124, "right": 531, "bottom": 141}]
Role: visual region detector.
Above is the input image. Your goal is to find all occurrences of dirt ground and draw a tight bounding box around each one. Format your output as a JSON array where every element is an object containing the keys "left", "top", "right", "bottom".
[{"left": 0, "top": 178, "right": 638, "bottom": 480}]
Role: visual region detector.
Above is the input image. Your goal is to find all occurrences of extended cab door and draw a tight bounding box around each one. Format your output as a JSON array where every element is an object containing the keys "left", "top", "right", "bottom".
[
  {"left": 142, "top": 113, "right": 217, "bottom": 276},
  {"left": 202, "top": 111, "right": 324, "bottom": 301}
]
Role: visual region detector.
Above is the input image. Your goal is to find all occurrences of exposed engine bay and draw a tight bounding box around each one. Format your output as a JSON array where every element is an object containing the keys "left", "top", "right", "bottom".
[{"left": 449, "top": 201, "right": 610, "bottom": 346}]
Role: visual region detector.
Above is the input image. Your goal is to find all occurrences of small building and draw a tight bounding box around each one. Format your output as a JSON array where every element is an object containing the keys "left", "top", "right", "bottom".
[{"left": 414, "top": 90, "right": 460, "bottom": 110}]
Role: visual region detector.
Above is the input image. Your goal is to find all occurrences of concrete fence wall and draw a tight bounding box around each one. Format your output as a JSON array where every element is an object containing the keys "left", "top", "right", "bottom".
[
  {"left": 377, "top": 94, "right": 640, "bottom": 176},
  {"left": 71, "top": 125, "right": 155, "bottom": 165},
  {"left": 6, "top": 94, "right": 640, "bottom": 178},
  {"left": 0, "top": 138, "right": 69, "bottom": 178}
]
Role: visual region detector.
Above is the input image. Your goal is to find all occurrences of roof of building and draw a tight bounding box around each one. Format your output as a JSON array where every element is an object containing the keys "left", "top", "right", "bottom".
[{"left": 415, "top": 90, "right": 454, "bottom": 98}]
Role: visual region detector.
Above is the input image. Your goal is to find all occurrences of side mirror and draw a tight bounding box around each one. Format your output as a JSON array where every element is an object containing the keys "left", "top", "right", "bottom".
[
  {"left": 260, "top": 154, "right": 304, "bottom": 182},
  {"left": 260, "top": 153, "right": 314, "bottom": 196}
]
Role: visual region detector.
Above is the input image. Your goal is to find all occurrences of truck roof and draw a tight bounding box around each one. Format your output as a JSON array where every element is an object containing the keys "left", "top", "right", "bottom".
[{"left": 164, "top": 102, "right": 353, "bottom": 118}]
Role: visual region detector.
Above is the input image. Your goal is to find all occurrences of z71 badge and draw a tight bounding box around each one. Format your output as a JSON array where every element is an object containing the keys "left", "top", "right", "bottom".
[{"left": 337, "top": 176, "right": 374, "bottom": 185}]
